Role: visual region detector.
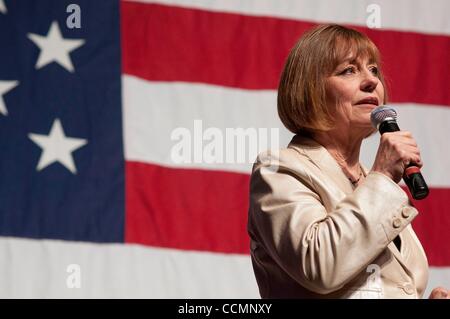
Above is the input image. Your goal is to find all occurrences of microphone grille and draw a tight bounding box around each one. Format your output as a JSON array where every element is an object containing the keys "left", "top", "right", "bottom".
[{"left": 370, "top": 106, "right": 397, "bottom": 128}]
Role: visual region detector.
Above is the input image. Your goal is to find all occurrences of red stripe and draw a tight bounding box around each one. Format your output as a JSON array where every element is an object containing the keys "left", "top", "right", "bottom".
[
  {"left": 125, "top": 161, "right": 251, "bottom": 254},
  {"left": 125, "top": 161, "right": 450, "bottom": 265},
  {"left": 121, "top": 2, "right": 450, "bottom": 107},
  {"left": 410, "top": 187, "right": 450, "bottom": 267}
]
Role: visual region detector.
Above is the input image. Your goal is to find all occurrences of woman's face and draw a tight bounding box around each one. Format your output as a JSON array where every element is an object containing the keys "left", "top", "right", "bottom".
[{"left": 325, "top": 53, "right": 384, "bottom": 132}]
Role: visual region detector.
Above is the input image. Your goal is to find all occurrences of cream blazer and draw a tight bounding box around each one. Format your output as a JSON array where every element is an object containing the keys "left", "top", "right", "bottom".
[{"left": 247, "top": 135, "right": 429, "bottom": 298}]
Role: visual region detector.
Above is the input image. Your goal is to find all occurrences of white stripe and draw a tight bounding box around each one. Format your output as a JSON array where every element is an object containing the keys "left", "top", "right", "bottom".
[
  {"left": 122, "top": 75, "right": 293, "bottom": 173},
  {"left": 0, "top": 237, "right": 447, "bottom": 298},
  {"left": 126, "top": 0, "right": 450, "bottom": 36},
  {"left": 0, "top": 237, "right": 259, "bottom": 298},
  {"left": 123, "top": 76, "right": 450, "bottom": 187}
]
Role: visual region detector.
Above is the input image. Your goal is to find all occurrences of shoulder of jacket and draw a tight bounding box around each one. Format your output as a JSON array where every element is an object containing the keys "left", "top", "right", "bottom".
[
  {"left": 251, "top": 148, "right": 313, "bottom": 181},
  {"left": 254, "top": 147, "right": 307, "bottom": 167}
]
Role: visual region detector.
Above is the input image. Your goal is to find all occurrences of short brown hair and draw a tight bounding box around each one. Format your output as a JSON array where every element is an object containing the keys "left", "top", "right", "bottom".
[{"left": 277, "top": 24, "right": 388, "bottom": 135}]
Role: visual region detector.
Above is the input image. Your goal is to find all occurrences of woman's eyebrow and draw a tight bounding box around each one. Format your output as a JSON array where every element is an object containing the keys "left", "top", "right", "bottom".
[{"left": 340, "top": 57, "right": 377, "bottom": 67}]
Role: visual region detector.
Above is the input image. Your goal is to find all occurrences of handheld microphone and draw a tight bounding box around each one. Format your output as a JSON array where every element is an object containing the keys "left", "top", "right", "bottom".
[{"left": 370, "top": 106, "right": 429, "bottom": 200}]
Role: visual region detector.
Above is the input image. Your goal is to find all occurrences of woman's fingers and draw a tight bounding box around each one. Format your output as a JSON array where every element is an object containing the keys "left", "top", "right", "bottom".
[
  {"left": 372, "top": 131, "right": 424, "bottom": 183},
  {"left": 429, "top": 287, "right": 449, "bottom": 299},
  {"left": 384, "top": 131, "right": 419, "bottom": 147}
]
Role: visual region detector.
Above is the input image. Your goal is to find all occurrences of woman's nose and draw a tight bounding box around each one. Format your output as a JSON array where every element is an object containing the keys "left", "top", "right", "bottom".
[{"left": 360, "top": 71, "right": 379, "bottom": 92}]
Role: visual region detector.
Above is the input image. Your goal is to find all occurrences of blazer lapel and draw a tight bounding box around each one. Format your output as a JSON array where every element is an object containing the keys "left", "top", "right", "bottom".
[{"left": 288, "top": 135, "right": 355, "bottom": 195}]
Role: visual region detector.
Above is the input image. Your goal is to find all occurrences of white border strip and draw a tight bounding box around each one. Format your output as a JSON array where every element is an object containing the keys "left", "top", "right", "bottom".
[{"left": 125, "top": 0, "right": 450, "bottom": 36}]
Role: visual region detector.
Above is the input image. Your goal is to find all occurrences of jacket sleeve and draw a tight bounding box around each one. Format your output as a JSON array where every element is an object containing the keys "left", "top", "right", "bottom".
[{"left": 248, "top": 153, "right": 418, "bottom": 294}]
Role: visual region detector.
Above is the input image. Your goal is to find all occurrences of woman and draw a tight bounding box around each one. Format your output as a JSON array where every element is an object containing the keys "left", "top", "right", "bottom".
[{"left": 247, "top": 24, "right": 449, "bottom": 299}]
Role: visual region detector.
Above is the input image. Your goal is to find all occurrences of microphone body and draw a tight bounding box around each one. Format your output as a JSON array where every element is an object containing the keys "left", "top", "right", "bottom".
[{"left": 372, "top": 107, "right": 429, "bottom": 200}]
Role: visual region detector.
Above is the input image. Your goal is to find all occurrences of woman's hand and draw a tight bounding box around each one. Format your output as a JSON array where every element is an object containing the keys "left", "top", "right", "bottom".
[
  {"left": 371, "top": 131, "right": 423, "bottom": 183},
  {"left": 428, "top": 287, "right": 450, "bottom": 299}
]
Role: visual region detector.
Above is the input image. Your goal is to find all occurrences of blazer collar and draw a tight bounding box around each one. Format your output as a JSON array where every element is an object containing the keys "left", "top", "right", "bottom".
[{"left": 287, "top": 134, "right": 363, "bottom": 195}]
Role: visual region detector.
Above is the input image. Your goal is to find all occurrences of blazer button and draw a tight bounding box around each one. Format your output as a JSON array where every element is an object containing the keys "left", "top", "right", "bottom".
[
  {"left": 402, "top": 283, "right": 415, "bottom": 295},
  {"left": 401, "top": 207, "right": 414, "bottom": 218},
  {"left": 393, "top": 218, "right": 402, "bottom": 228}
]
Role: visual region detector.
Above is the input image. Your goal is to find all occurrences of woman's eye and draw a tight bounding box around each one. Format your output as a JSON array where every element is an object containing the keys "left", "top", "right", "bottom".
[
  {"left": 370, "top": 66, "right": 379, "bottom": 76},
  {"left": 339, "top": 67, "right": 355, "bottom": 75}
]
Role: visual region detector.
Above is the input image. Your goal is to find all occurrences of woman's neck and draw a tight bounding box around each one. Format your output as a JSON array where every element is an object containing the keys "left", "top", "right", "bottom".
[{"left": 312, "top": 129, "right": 364, "bottom": 171}]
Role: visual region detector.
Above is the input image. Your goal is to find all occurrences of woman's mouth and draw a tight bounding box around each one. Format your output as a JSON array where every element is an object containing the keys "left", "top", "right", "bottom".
[{"left": 355, "top": 97, "right": 379, "bottom": 106}]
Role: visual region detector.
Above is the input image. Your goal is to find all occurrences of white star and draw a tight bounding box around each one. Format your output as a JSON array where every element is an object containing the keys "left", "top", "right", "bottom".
[
  {"left": 27, "top": 21, "right": 85, "bottom": 72},
  {"left": 28, "top": 119, "right": 88, "bottom": 174},
  {"left": 0, "top": 80, "right": 19, "bottom": 116},
  {"left": 0, "top": 0, "right": 6, "bottom": 14}
]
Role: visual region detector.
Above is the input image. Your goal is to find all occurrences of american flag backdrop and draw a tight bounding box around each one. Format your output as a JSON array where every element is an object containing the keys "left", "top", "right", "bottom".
[{"left": 0, "top": 0, "right": 449, "bottom": 298}]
